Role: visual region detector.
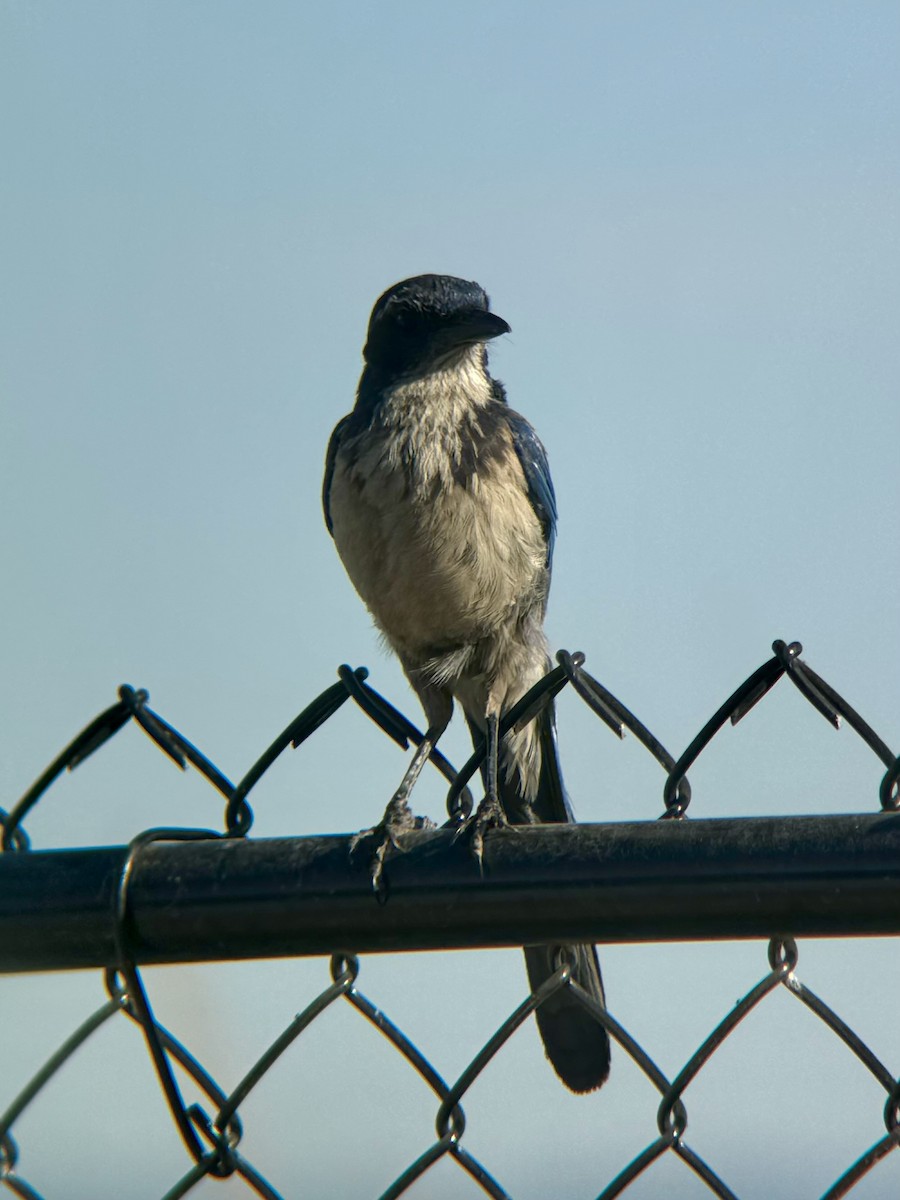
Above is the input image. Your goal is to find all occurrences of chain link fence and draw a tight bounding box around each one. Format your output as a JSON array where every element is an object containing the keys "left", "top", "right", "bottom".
[{"left": 2, "top": 639, "right": 900, "bottom": 1199}]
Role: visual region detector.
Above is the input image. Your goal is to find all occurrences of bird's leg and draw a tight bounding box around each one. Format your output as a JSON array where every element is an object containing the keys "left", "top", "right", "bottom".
[
  {"left": 468, "top": 711, "right": 510, "bottom": 866},
  {"left": 350, "top": 722, "right": 443, "bottom": 894}
]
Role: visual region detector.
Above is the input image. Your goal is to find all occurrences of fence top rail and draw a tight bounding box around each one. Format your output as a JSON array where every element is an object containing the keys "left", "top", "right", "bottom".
[{"left": 3, "top": 811, "right": 899, "bottom": 973}]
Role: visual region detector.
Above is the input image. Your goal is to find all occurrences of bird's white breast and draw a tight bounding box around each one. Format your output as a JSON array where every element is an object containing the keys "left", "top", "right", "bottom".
[{"left": 329, "top": 371, "right": 546, "bottom": 665}]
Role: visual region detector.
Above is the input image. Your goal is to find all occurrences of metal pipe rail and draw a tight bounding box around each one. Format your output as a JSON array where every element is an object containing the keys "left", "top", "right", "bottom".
[{"left": 2, "top": 812, "right": 899, "bottom": 973}]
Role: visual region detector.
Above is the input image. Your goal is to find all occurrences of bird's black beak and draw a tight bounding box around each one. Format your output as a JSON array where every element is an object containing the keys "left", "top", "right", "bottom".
[{"left": 451, "top": 310, "right": 511, "bottom": 345}]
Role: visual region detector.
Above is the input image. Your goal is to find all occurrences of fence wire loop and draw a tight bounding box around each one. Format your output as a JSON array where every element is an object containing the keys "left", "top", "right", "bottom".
[
  {"left": 884, "top": 1082, "right": 900, "bottom": 1135},
  {"left": 2, "top": 637, "right": 899, "bottom": 1199},
  {"left": 658, "top": 1099, "right": 688, "bottom": 1141},
  {"left": 328, "top": 953, "right": 360, "bottom": 987},
  {"left": 880, "top": 759, "right": 900, "bottom": 811},
  {"left": 0, "top": 1132, "right": 16, "bottom": 1172},
  {"left": 188, "top": 1107, "right": 239, "bottom": 1177},
  {"left": 550, "top": 944, "right": 578, "bottom": 977},
  {"left": 768, "top": 936, "right": 799, "bottom": 973}
]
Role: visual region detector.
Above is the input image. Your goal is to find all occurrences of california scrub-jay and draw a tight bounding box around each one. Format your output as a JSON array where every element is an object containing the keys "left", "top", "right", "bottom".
[{"left": 323, "top": 274, "right": 609, "bottom": 1092}]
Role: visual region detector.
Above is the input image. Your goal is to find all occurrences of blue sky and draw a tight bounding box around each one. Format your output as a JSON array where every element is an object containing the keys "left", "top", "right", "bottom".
[{"left": 2, "top": 4, "right": 899, "bottom": 1197}]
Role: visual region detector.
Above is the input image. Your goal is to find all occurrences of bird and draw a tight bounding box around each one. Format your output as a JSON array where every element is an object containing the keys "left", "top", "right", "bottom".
[{"left": 322, "top": 273, "right": 610, "bottom": 1093}]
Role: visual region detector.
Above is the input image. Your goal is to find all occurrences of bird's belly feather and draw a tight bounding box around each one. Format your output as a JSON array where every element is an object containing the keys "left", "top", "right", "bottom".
[{"left": 329, "top": 452, "right": 545, "bottom": 663}]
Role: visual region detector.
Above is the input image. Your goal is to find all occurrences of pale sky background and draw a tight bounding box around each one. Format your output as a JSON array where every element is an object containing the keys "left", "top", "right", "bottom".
[{"left": 2, "top": 3, "right": 900, "bottom": 1198}]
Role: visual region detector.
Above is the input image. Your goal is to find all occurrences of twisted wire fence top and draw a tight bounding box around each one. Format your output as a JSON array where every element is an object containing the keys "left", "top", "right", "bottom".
[
  {"left": 2, "top": 638, "right": 900, "bottom": 1199},
  {"left": 4, "top": 639, "right": 898, "bottom": 854}
]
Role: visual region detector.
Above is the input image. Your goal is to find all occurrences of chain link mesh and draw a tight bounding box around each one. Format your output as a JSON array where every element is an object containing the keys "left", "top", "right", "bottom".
[{"left": 2, "top": 639, "right": 899, "bottom": 1198}]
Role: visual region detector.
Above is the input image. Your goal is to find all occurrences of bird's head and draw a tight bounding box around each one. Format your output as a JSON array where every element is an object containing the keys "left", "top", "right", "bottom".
[{"left": 362, "top": 274, "right": 510, "bottom": 381}]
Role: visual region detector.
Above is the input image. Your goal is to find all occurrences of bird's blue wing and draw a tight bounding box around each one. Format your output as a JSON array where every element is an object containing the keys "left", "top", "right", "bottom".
[
  {"left": 322, "top": 415, "right": 351, "bottom": 536},
  {"left": 507, "top": 410, "right": 557, "bottom": 568}
]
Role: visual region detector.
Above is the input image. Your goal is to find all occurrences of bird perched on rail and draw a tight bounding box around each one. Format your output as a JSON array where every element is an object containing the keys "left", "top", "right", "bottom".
[{"left": 322, "top": 273, "right": 610, "bottom": 1093}]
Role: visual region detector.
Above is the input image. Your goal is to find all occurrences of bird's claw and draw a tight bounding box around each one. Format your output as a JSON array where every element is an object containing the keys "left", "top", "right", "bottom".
[
  {"left": 350, "top": 794, "right": 435, "bottom": 896},
  {"left": 456, "top": 792, "right": 510, "bottom": 870}
]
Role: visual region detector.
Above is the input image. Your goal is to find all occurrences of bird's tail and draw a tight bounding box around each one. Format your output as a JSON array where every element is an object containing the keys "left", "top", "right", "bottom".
[{"left": 470, "top": 703, "right": 611, "bottom": 1093}]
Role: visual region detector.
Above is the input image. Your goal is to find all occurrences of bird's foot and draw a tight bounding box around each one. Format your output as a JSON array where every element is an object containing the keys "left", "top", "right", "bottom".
[
  {"left": 457, "top": 792, "right": 510, "bottom": 870},
  {"left": 350, "top": 793, "right": 435, "bottom": 896}
]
